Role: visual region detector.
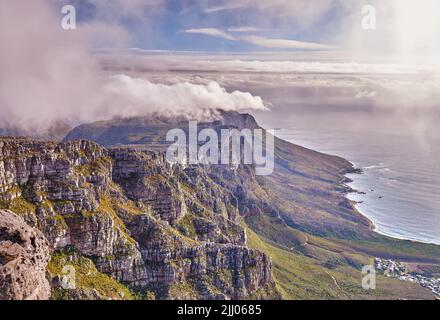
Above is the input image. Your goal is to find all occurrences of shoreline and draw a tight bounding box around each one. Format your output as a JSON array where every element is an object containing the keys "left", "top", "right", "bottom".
[
  {"left": 269, "top": 127, "right": 438, "bottom": 246},
  {"left": 343, "top": 163, "right": 440, "bottom": 247}
]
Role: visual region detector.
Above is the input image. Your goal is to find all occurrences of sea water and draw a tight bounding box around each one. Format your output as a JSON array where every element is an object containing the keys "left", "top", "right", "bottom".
[{"left": 260, "top": 117, "right": 440, "bottom": 245}]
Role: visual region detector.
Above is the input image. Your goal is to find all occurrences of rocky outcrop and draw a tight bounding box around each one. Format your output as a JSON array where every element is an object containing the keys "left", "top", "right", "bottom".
[
  {"left": 0, "top": 137, "right": 277, "bottom": 300},
  {"left": 0, "top": 210, "right": 51, "bottom": 300}
]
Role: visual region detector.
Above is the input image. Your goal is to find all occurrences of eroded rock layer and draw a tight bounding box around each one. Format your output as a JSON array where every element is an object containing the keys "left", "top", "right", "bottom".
[{"left": 0, "top": 137, "right": 277, "bottom": 300}]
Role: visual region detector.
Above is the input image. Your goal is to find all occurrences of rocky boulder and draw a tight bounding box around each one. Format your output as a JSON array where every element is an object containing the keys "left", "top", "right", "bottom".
[{"left": 0, "top": 210, "right": 51, "bottom": 300}]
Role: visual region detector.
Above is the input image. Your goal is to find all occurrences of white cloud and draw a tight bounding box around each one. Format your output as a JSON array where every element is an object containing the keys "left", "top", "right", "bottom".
[
  {"left": 200, "top": 0, "right": 440, "bottom": 61},
  {"left": 183, "top": 29, "right": 334, "bottom": 50},
  {"left": 87, "top": 0, "right": 165, "bottom": 19},
  {"left": 192, "top": 60, "right": 431, "bottom": 74},
  {"left": 242, "top": 36, "right": 335, "bottom": 50},
  {"left": 184, "top": 28, "right": 237, "bottom": 41},
  {"left": 355, "top": 90, "right": 377, "bottom": 99},
  {"left": 227, "top": 27, "right": 262, "bottom": 33},
  {"left": 101, "top": 52, "right": 440, "bottom": 75},
  {"left": 203, "top": 3, "right": 246, "bottom": 13},
  {"left": 99, "top": 53, "right": 440, "bottom": 116},
  {"left": 0, "top": 1, "right": 102, "bottom": 133},
  {"left": 102, "top": 75, "right": 268, "bottom": 118},
  {"left": 204, "top": 0, "right": 335, "bottom": 29}
]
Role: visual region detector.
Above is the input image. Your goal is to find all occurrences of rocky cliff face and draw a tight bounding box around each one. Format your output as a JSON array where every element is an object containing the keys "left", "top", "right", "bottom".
[
  {"left": 64, "top": 112, "right": 370, "bottom": 239},
  {"left": 0, "top": 137, "right": 277, "bottom": 300},
  {"left": 0, "top": 210, "right": 51, "bottom": 300}
]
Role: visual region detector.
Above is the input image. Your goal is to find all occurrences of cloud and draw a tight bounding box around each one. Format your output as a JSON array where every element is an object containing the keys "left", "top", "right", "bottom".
[
  {"left": 102, "top": 75, "right": 268, "bottom": 118},
  {"left": 98, "top": 53, "right": 440, "bottom": 116},
  {"left": 355, "top": 90, "right": 377, "bottom": 99},
  {"left": 204, "top": 0, "right": 335, "bottom": 28},
  {"left": 227, "top": 27, "right": 262, "bottom": 33},
  {"left": 100, "top": 51, "right": 439, "bottom": 75},
  {"left": 203, "top": 3, "right": 246, "bottom": 13},
  {"left": 189, "top": 60, "right": 430, "bottom": 74},
  {"left": 198, "top": 0, "right": 440, "bottom": 60},
  {"left": 184, "top": 28, "right": 237, "bottom": 41},
  {"left": 184, "top": 29, "right": 334, "bottom": 50},
  {"left": 0, "top": 1, "right": 102, "bottom": 133},
  {"left": 242, "top": 36, "right": 336, "bottom": 50},
  {"left": 66, "top": 0, "right": 165, "bottom": 20},
  {"left": 203, "top": 0, "right": 332, "bottom": 15}
]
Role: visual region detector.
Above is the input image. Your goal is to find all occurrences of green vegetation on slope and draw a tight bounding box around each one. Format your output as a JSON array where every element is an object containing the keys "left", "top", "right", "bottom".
[
  {"left": 47, "top": 250, "right": 137, "bottom": 300},
  {"left": 245, "top": 223, "right": 434, "bottom": 300}
]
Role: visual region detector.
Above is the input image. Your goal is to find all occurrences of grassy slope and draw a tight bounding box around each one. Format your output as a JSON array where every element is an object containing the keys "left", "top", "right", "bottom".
[
  {"left": 245, "top": 223, "right": 434, "bottom": 300},
  {"left": 245, "top": 173, "right": 440, "bottom": 299},
  {"left": 249, "top": 131, "right": 440, "bottom": 299}
]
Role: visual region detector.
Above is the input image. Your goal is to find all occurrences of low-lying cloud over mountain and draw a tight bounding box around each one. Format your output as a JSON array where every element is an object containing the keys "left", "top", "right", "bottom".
[
  {"left": 103, "top": 75, "right": 267, "bottom": 117},
  {"left": 0, "top": 1, "right": 267, "bottom": 135}
]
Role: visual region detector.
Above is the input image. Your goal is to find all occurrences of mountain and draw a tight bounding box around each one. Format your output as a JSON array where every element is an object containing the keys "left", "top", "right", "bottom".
[
  {"left": 0, "top": 120, "right": 71, "bottom": 142},
  {"left": 1, "top": 112, "right": 439, "bottom": 300},
  {"left": 64, "top": 111, "right": 373, "bottom": 238},
  {"left": 0, "top": 137, "right": 278, "bottom": 299},
  {"left": 64, "top": 111, "right": 260, "bottom": 150}
]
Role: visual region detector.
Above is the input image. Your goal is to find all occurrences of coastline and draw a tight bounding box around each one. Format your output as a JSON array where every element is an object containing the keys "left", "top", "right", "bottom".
[
  {"left": 340, "top": 166, "right": 378, "bottom": 232},
  {"left": 343, "top": 162, "right": 440, "bottom": 247},
  {"left": 269, "top": 125, "right": 440, "bottom": 248}
]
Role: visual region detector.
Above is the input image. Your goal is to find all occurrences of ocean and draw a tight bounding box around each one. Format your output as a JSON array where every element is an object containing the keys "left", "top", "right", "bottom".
[{"left": 257, "top": 113, "right": 440, "bottom": 245}]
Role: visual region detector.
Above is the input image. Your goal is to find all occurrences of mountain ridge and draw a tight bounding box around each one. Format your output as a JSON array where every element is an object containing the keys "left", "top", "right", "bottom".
[{"left": 1, "top": 112, "right": 439, "bottom": 300}]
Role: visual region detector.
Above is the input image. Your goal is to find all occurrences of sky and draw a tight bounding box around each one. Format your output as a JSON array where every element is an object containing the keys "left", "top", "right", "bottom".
[
  {"left": 1, "top": 1, "right": 440, "bottom": 134},
  {"left": 65, "top": 0, "right": 344, "bottom": 51},
  {"left": 60, "top": 0, "right": 440, "bottom": 62}
]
